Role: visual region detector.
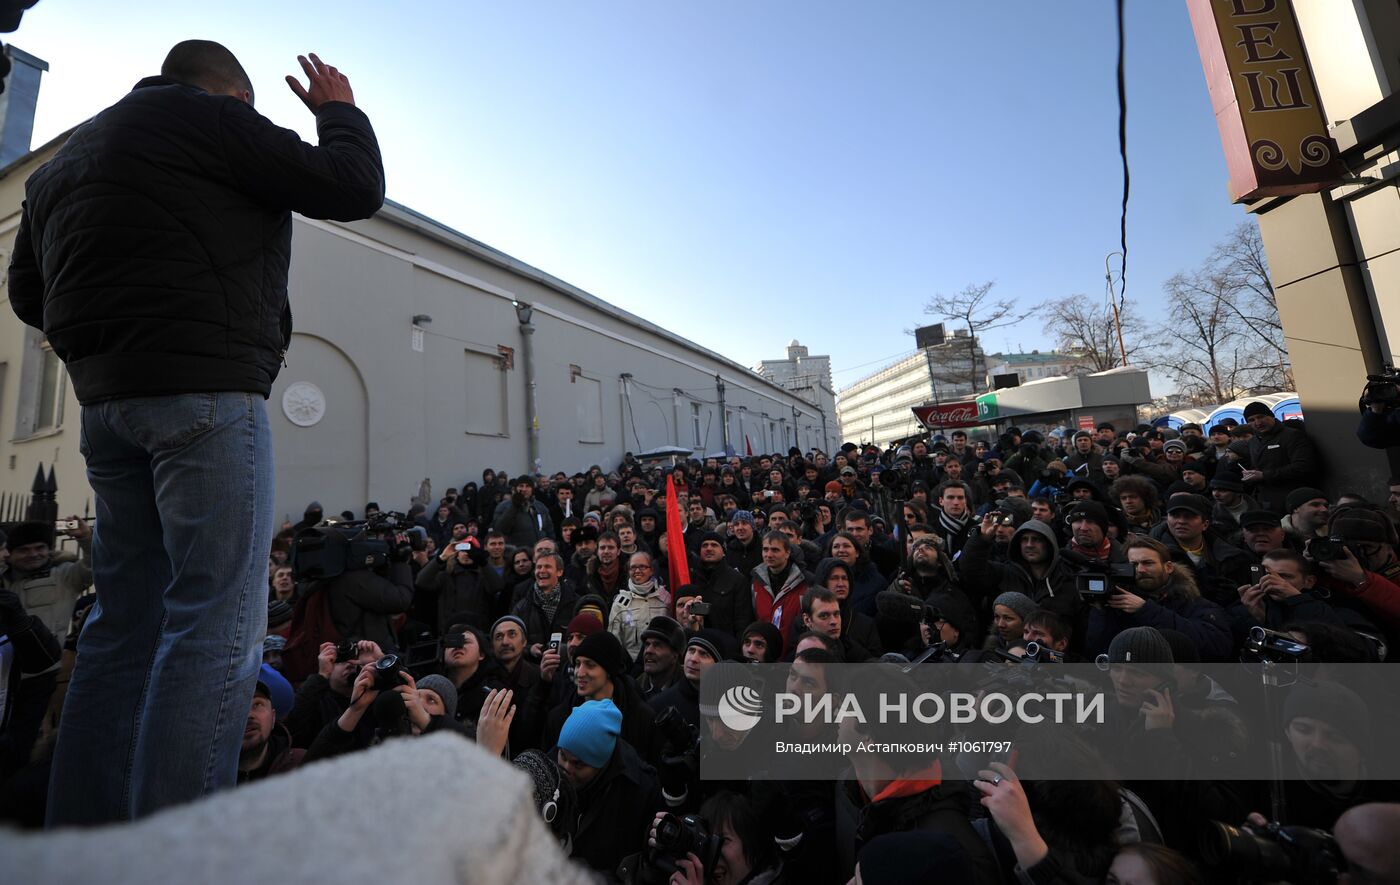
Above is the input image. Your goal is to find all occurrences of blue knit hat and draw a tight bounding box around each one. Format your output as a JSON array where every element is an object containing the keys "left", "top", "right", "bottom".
[{"left": 558, "top": 699, "right": 622, "bottom": 768}]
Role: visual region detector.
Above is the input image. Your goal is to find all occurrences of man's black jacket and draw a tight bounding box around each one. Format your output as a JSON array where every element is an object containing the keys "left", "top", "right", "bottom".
[{"left": 9, "top": 77, "right": 384, "bottom": 403}]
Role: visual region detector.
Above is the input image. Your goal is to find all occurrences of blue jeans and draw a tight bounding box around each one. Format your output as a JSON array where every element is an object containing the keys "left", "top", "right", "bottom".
[{"left": 47, "top": 392, "right": 274, "bottom": 826}]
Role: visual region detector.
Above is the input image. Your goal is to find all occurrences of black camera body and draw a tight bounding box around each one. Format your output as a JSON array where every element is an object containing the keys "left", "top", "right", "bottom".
[
  {"left": 1075, "top": 562, "right": 1136, "bottom": 604},
  {"left": 1244, "top": 626, "right": 1310, "bottom": 663},
  {"left": 292, "top": 512, "right": 427, "bottom": 580},
  {"left": 1202, "top": 819, "right": 1342, "bottom": 885},
  {"left": 649, "top": 814, "right": 723, "bottom": 879},
  {"left": 1360, "top": 363, "right": 1400, "bottom": 410},
  {"left": 795, "top": 499, "right": 820, "bottom": 522},
  {"left": 1308, "top": 536, "right": 1349, "bottom": 562},
  {"left": 988, "top": 510, "right": 1015, "bottom": 527},
  {"left": 333, "top": 640, "right": 359, "bottom": 663},
  {"left": 371, "top": 654, "right": 405, "bottom": 691},
  {"left": 653, "top": 706, "right": 699, "bottom": 755}
]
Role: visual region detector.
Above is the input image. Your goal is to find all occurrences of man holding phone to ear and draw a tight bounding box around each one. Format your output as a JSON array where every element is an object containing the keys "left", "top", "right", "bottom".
[{"left": 9, "top": 40, "right": 384, "bottom": 826}]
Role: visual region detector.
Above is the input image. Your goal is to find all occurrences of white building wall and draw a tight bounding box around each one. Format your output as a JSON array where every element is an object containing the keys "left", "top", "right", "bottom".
[{"left": 0, "top": 138, "right": 828, "bottom": 522}]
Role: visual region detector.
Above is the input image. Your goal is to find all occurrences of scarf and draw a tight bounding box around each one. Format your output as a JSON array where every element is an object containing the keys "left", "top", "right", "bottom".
[
  {"left": 532, "top": 584, "right": 561, "bottom": 625},
  {"left": 1071, "top": 536, "right": 1112, "bottom": 561},
  {"left": 937, "top": 507, "right": 970, "bottom": 539},
  {"left": 624, "top": 577, "right": 670, "bottom": 608},
  {"left": 597, "top": 558, "right": 621, "bottom": 590}
]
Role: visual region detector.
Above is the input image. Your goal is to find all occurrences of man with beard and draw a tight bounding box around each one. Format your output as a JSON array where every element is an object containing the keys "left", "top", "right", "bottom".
[
  {"left": 689, "top": 532, "right": 754, "bottom": 638},
  {"left": 585, "top": 531, "right": 626, "bottom": 604},
  {"left": 493, "top": 476, "right": 555, "bottom": 548},
  {"left": 635, "top": 615, "right": 684, "bottom": 700},
  {"left": 1083, "top": 537, "right": 1232, "bottom": 662},
  {"left": 237, "top": 665, "right": 303, "bottom": 783}
]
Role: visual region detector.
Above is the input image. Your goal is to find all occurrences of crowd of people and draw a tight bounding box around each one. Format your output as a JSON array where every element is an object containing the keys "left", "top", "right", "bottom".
[{"left": 3, "top": 409, "right": 1400, "bottom": 883}]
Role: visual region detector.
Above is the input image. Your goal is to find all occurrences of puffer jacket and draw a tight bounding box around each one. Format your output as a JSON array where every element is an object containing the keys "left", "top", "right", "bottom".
[{"left": 9, "top": 77, "right": 384, "bottom": 403}]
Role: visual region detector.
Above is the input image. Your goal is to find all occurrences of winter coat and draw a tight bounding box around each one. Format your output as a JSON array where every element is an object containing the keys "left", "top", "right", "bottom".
[
  {"left": 752, "top": 561, "right": 809, "bottom": 646},
  {"left": 726, "top": 535, "right": 763, "bottom": 576},
  {"left": 413, "top": 557, "right": 492, "bottom": 633},
  {"left": 608, "top": 580, "right": 671, "bottom": 659},
  {"left": 543, "top": 673, "right": 657, "bottom": 765},
  {"left": 510, "top": 583, "right": 580, "bottom": 649},
  {"left": 568, "top": 737, "right": 663, "bottom": 880},
  {"left": 956, "top": 521, "right": 1082, "bottom": 623},
  {"left": 1246, "top": 421, "right": 1322, "bottom": 512},
  {"left": 323, "top": 562, "right": 414, "bottom": 652},
  {"left": 491, "top": 497, "right": 555, "bottom": 548},
  {"left": 9, "top": 77, "right": 383, "bottom": 404},
  {"left": 1, "top": 546, "right": 93, "bottom": 642},
  {"left": 1083, "top": 570, "right": 1233, "bottom": 661},
  {"left": 690, "top": 560, "right": 755, "bottom": 639}
]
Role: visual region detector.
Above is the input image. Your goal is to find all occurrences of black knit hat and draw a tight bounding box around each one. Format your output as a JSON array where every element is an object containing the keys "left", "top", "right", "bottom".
[
  {"left": 1064, "top": 501, "right": 1110, "bottom": 532},
  {"left": 688, "top": 627, "right": 739, "bottom": 662},
  {"left": 510, "top": 749, "right": 577, "bottom": 845},
  {"left": 1243, "top": 401, "right": 1272, "bottom": 419},
  {"left": 1108, "top": 627, "right": 1174, "bottom": 664},
  {"left": 573, "top": 631, "right": 625, "bottom": 677},
  {"left": 640, "top": 616, "right": 686, "bottom": 654},
  {"left": 699, "top": 530, "right": 727, "bottom": 548}
]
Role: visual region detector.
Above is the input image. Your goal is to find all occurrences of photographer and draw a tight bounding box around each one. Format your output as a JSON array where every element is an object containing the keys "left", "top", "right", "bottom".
[
  {"left": 643, "top": 792, "right": 786, "bottom": 885},
  {"left": 1083, "top": 537, "right": 1232, "bottom": 662},
  {"left": 494, "top": 475, "right": 555, "bottom": 548},
  {"left": 958, "top": 517, "right": 1080, "bottom": 624},
  {"left": 302, "top": 658, "right": 469, "bottom": 762},
  {"left": 1227, "top": 549, "right": 1350, "bottom": 645},
  {"left": 414, "top": 535, "right": 491, "bottom": 634},
  {"left": 1356, "top": 365, "right": 1400, "bottom": 449},
  {"left": 1309, "top": 507, "right": 1400, "bottom": 637},
  {"left": 690, "top": 533, "right": 755, "bottom": 639},
  {"left": 284, "top": 639, "right": 384, "bottom": 748},
  {"left": 1, "top": 520, "right": 93, "bottom": 643}
]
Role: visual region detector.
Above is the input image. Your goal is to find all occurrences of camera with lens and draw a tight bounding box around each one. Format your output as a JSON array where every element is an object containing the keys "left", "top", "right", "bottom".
[
  {"left": 333, "top": 640, "right": 360, "bottom": 663},
  {"left": 648, "top": 813, "right": 723, "bottom": 879},
  {"left": 1023, "top": 641, "right": 1064, "bottom": 663},
  {"left": 1308, "top": 536, "right": 1349, "bottom": 562},
  {"left": 987, "top": 510, "right": 1015, "bottom": 527},
  {"left": 441, "top": 633, "right": 467, "bottom": 650},
  {"left": 1360, "top": 364, "right": 1400, "bottom": 411},
  {"left": 1201, "top": 819, "right": 1342, "bottom": 885},
  {"left": 292, "top": 511, "right": 426, "bottom": 580},
  {"left": 1074, "top": 562, "right": 1136, "bottom": 604},
  {"left": 653, "top": 706, "right": 699, "bottom": 756},
  {"left": 1243, "top": 626, "right": 1309, "bottom": 663},
  {"left": 795, "top": 499, "right": 820, "bottom": 522},
  {"left": 371, "top": 654, "right": 406, "bottom": 691}
]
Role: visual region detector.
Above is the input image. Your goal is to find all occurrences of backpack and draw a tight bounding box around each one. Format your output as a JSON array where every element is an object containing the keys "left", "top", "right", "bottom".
[{"left": 281, "top": 581, "right": 340, "bottom": 685}]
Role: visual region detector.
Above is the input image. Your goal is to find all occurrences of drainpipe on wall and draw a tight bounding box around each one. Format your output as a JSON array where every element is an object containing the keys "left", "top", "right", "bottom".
[
  {"left": 716, "top": 374, "right": 728, "bottom": 455},
  {"left": 513, "top": 300, "right": 540, "bottom": 475}
]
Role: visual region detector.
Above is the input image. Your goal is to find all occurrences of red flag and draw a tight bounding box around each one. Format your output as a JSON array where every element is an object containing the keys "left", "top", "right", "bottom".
[
  {"left": 664, "top": 474, "right": 690, "bottom": 613},
  {"left": 744, "top": 434, "right": 753, "bottom": 457}
]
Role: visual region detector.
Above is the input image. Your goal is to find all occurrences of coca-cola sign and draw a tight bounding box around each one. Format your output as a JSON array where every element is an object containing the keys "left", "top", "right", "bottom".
[{"left": 911, "top": 403, "right": 982, "bottom": 430}]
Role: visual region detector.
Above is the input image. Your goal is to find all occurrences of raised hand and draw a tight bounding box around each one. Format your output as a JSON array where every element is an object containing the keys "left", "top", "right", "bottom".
[{"left": 285, "top": 53, "right": 356, "bottom": 112}]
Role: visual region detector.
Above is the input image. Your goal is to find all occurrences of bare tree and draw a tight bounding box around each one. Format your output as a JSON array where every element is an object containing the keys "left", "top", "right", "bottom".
[
  {"left": 1158, "top": 221, "right": 1291, "bottom": 399},
  {"left": 1040, "top": 295, "right": 1153, "bottom": 372},
  {"left": 922, "top": 281, "right": 1029, "bottom": 390},
  {"left": 1209, "top": 222, "right": 1291, "bottom": 388}
]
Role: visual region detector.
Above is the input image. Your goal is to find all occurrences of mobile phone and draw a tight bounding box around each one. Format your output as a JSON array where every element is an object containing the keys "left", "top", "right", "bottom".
[
  {"left": 455, "top": 542, "right": 471, "bottom": 552},
  {"left": 689, "top": 602, "right": 712, "bottom": 617},
  {"left": 1249, "top": 564, "right": 1262, "bottom": 583},
  {"left": 548, "top": 632, "right": 563, "bottom": 654}
]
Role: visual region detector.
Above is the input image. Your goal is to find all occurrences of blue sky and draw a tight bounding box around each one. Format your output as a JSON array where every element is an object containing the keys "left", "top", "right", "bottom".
[{"left": 16, "top": 1, "right": 1248, "bottom": 392}]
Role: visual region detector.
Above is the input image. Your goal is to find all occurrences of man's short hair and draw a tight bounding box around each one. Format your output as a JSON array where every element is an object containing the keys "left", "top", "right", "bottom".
[
  {"left": 596, "top": 530, "right": 620, "bottom": 547},
  {"left": 936, "top": 480, "right": 971, "bottom": 501},
  {"left": 1024, "top": 610, "right": 1071, "bottom": 645},
  {"left": 762, "top": 529, "right": 790, "bottom": 547},
  {"left": 162, "top": 40, "right": 254, "bottom": 102},
  {"left": 485, "top": 530, "right": 506, "bottom": 542},
  {"left": 1262, "top": 548, "right": 1311, "bottom": 575},
  {"left": 843, "top": 509, "right": 871, "bottom": 528},
  {"left": 536, "top": 551, "right": 565, "bottom": 572},
  {"left": 1123, "top": 536, "right": 1171, "bottom": 564},
  {"left": 801, "top": 585, "right": 839, "bottom": 616},
  {"left": 793, "top": 631, "right": 839, "bottom": 654}
]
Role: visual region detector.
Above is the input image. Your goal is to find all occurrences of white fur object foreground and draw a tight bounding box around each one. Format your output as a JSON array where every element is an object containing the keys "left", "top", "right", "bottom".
[{"left": 2, "top": 733, "right": 601, "bottom": 884}]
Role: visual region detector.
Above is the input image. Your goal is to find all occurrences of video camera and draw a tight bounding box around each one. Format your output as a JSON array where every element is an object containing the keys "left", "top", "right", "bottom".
[
  {"left": 1243, "top": 626, "right": 1309, "bottom": 663},
  {"left": 1202, "top": 819, "right": 1343, "bottom": 885},
  {"left": 1360, "top": 363, "right": 1400, "bottom": 411},
  {"left": 1074, "top": 561, "right": 1136, "bottom": 605},
  {"left": 292, "top": 511, "right": 427, "bottom": 580}
]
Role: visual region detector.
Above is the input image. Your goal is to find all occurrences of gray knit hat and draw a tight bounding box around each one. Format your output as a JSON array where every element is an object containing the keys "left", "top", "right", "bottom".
[
  {"left": 415, "top": 674, "right": 458, "bottom": 722},
  {"left": 992, "top": 591, "right": 1037, "bottom": 621},
  {"left": 1283, "top": 681, "right": 1370, "bottom": 755},
  {"left": 1108, "top": 627, "right": 1174, "bottom": 664}
]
